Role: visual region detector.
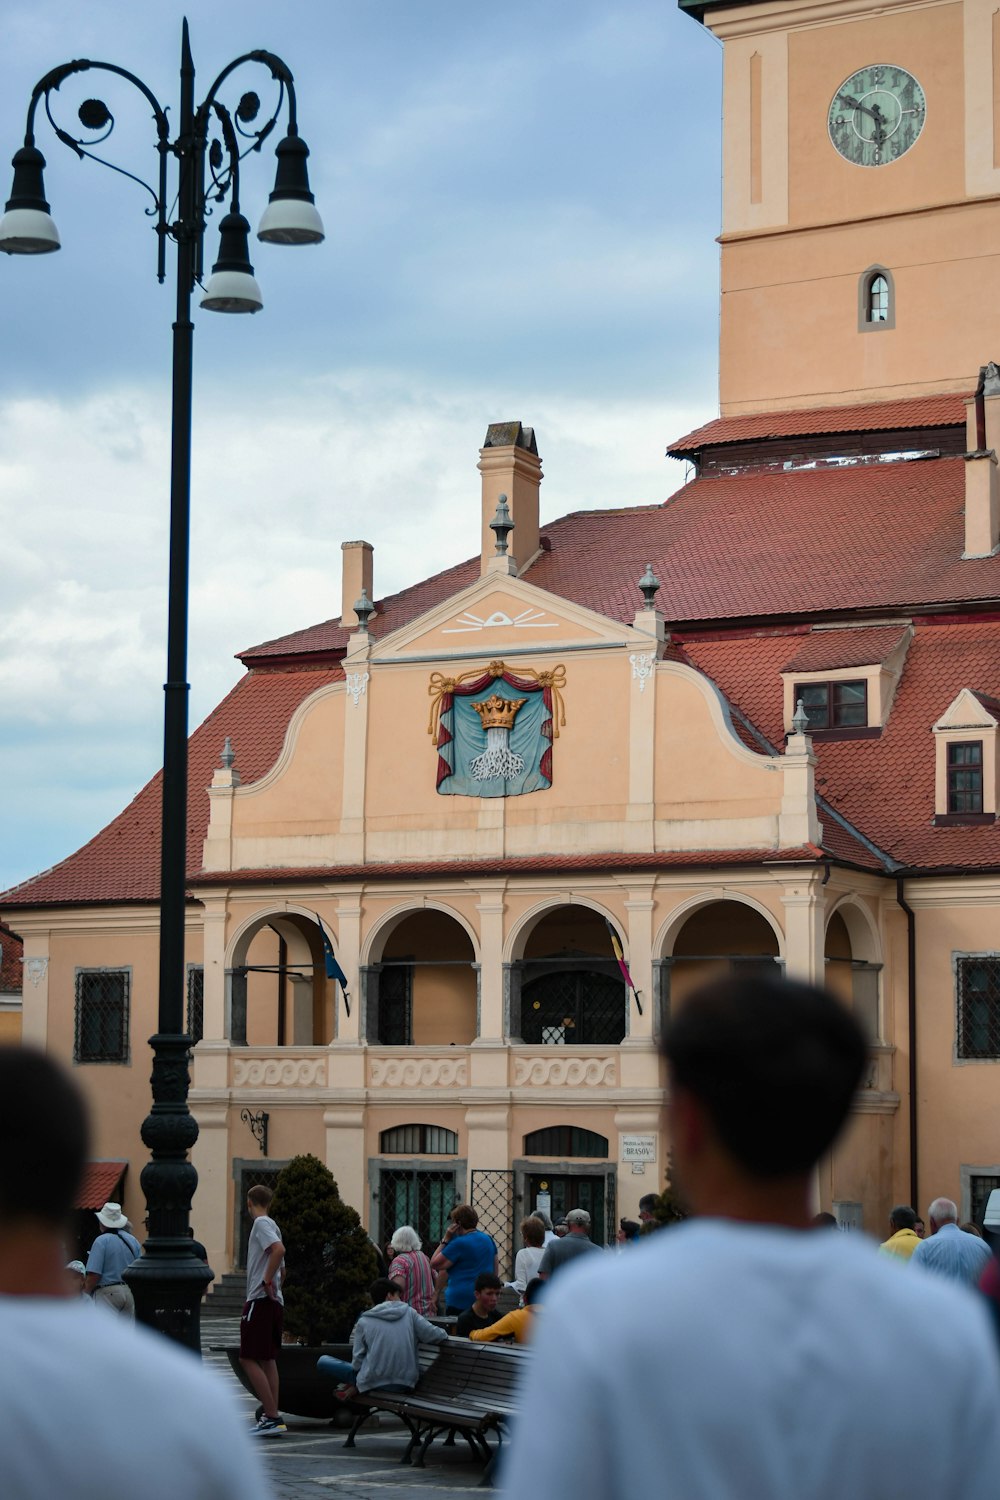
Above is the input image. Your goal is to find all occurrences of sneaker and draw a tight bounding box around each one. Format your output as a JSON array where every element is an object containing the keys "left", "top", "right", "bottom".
[{"left": 251, "top": 1414, "right": 286, "bottom": 1437}]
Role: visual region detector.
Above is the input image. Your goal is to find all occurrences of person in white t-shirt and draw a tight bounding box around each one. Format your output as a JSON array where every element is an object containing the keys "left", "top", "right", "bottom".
[
  {"left": 241, "top": 1185, "right": 287, "bottom": 1437},
  {"left": 0, "top": 1045, "right": 272, "bottom": 1500},
  {"left": 503, "top": 974, "right": 1000, "bottom": 1500}
]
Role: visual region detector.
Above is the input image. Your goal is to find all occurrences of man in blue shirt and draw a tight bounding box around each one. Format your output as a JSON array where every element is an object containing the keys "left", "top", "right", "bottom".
[
  {"left": 85, "top": 1203, "right": 141, "bottom": 1317},
  {"left": 911, "top": 1198, "right": 992, "bottom": 1286}
]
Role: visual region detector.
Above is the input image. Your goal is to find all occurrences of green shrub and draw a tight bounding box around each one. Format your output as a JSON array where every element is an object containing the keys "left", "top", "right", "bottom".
[
  {"left": 269, "top": 1153, "right": 378, "bottom": 1345},
  {"left": 642, "top": 1159, "right": 689, "bottom": 1233}
]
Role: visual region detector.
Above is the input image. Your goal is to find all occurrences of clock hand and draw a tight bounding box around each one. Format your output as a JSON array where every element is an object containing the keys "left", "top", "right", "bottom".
[
  {"left": 870, "top": 102, "right": 887, "bottom": 147},
  {"left": 838, "top": 92, "right": 879, "bottom": 123}
]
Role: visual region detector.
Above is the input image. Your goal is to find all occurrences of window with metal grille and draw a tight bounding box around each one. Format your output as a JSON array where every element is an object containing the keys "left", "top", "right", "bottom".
[
  {"left": 380, "top": 1124, "right": 458, "bottom": 1155},
  {"left": 866, "top": 274, "right": 889, "bottom": 323},
  {"left": 236, "top": 1166, "right": 284, "bottom": 1267},
  {"left": 947, "top": 742, "right": 984, "bottom": 815},
  {"left": 379, "top": 965, "right": 412, "bottom": 1045},
  {"left": 378, "top": 1168, "right": 456, "bottom": 1253},
  {"left": 523, "top": 1126, "right": 609, "bottom": 1158},
  {"left": 74, "top": 968, "right": 130, "bottom": 1063},
  {"left": 956, "top": 957, "right": 1000, "bottom": 1058},
  {"left": 794, "top": 681, "right": 867, "bottom": 730},
  {"left": 187, "top": 965, "right": 204, "bottom": 1044},
  {"left": 521, "top": 970, "right": 626, "bottom": 1045},
  {"left": 971, "top": 1174, "right": 1000, "bottom": 1229}
]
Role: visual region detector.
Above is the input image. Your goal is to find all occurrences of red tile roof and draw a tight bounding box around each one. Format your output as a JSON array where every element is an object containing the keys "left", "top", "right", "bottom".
[
  {"left": 244, "top": 456, "right": 999, "bottom": 662},
  {"left": 0, "top": 924, "right": 22, "bottom": 993},
  {"left": 7, "top": 418, "right": 1000, "bottom": 907},
  {"left": 781, "top": 626, "right": 910, "bottom": 673},
  {"left": 242, "top": 555, "right": 480, "bottom": 664},
  {"left": 0, "top": 667, "right": 341, "bottom": 908},
  {"left": 668, "top": 393, "right": 969, "bottom": 455},
  {"left": 685, "top": 621, "right": 1000, "bottom": 870},
  {"left": 77, "top": 1161, "right": 127, "bottom": 1211}
]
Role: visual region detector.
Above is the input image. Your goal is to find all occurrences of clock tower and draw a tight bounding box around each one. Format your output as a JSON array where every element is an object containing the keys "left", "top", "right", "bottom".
[{"left": 682, "top": 0, "right": 1000, "bottom": 415}]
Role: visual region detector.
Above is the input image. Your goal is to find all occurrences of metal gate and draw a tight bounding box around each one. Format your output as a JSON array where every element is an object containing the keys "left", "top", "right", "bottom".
[
  {"left": 236, "top": 1165, "right": 283, "bottom": 1268},
  {"left": 377, "top": 1168, "right": 457, "bottom": 1255},
  {"left": 471, "top": 1169, "right": 515, "bottom": 1278}
]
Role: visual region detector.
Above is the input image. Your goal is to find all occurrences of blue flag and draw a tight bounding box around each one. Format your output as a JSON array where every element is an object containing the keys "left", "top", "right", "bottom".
[{"left": 313, "top": 913, "right": 350, "bottom": 1015}]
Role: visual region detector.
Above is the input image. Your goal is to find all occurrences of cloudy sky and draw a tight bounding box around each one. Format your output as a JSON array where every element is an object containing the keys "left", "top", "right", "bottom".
[{"left": 0, "top": 0, "right": 722, "bottom": 894}]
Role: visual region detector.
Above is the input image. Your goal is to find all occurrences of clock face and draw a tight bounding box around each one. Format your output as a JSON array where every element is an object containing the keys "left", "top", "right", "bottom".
[{"left": 828, "top": 65, "right": 926, "bottom": 167}]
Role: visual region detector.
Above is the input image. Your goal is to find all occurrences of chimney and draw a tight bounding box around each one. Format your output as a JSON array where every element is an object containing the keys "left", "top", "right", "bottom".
[
  {"left": 341, "top": 540, "right": 374, "bottom": 627},
  {"left": 478, "top": 422, "right": 542, "bottom": 576},
  {"left": 963, "top": 362, "right": 1000, "bottom": 558}
]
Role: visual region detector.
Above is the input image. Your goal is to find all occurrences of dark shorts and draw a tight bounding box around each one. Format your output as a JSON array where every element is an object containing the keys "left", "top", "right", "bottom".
[{"left": 240, "top": 1296, "right": 283, "bottom": 1361}]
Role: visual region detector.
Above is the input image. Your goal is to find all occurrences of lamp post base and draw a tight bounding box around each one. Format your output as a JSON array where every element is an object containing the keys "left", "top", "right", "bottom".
[{"left": 125, "top": 1248, "right": 215, "bottom": 1351}]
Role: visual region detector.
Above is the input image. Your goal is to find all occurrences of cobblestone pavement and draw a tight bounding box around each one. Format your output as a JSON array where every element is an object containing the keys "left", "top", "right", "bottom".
[{"left": 202, "top": 1316, "right": 498, "bottom": 1499}]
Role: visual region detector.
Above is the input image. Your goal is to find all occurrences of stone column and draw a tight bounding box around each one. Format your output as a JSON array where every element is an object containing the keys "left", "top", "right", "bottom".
[
  {"left": 189, "top": 1105, "right": 231, "bottom": 1273},
  {"left": 324, "top": 1108, "right": 367, "bottom": 1221},
  {"left": 200, "top": 895, "right": 228, "bottom": 1041},
  {"left": 340, "top": 631, "right": 372, "bottom": 864},
  {"left": 777, "top": 871, "right": 826, "bottom": 984},
  {"left": 622, "top": 887, "right": 656, "bottom": 1048},
  {"left": 334, "top": 898, "right": 363, "bottom": 1045},
  {"left": 19, "top": 929, "right": 51, "bottom": 1046},
  {"left": 475, "top": 883, "right": 506, "bottom": 1044}
]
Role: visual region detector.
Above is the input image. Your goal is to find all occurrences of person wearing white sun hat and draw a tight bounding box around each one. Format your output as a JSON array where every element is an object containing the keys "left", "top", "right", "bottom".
[{"left": 85, "top": 1202, "right": 141, "bottom": 1316}]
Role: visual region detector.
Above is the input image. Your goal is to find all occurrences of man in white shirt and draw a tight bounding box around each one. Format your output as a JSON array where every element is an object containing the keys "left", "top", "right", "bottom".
[
  {"left": 241, "top": 1185, "right": 287, "bottom": 1437},
  {"left": 503, "top": 974, "right": 1000, "bottom": 1500},
  {"left": 911, "top": 1197, "right": 993, "bottom": 1285},
  {"left": 0, "top": 1046, "right": 272, "bottom": 1500}
]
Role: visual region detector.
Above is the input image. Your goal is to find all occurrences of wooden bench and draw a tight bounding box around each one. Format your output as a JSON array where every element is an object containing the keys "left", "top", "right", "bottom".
[{"left": 341, "top": 1337, "right": 529, "bottom": 1478}]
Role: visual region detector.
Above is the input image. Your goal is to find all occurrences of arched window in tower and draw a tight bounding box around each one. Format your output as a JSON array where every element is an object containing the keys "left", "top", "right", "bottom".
[
  {"left": 867, "top": 274, "right": 889, "bottom": 323},
  {"left": 858, "top": 266, "right": 894, "bottom": 331}
]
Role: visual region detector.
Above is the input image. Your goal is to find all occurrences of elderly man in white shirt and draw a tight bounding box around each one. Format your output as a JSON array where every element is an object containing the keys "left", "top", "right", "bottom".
[{"left": 911, "top": 1197, "right": 993, "bottom": 1286}]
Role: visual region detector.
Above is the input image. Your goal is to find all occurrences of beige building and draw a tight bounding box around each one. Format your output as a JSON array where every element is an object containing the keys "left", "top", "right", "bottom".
[
  {"left": 0, "top": 923, "right": 22, "bottom": 1043},
  {"left": 5, "top": 0, "right": 1000, "bottom": 1273}
]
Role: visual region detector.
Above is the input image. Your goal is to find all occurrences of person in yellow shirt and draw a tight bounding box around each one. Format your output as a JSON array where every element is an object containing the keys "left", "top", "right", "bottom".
[
  {"left": 469, "top": 1277, "right": 542, "bottom": 1344},
  {"left": 879, "top": 1206, "right": 922, "bottom": 1261}
]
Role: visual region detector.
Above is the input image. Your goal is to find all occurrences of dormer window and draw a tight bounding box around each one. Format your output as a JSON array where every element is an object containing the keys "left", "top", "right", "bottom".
[
  {"left": 933, "top": 690, "right": 999, "bottom": 824},
  {"left": 795, "top": 680, "right": 867, "bottom": 731},
  {"left": 781, "top": 625, "right": 910, "bottom": 737},
  {"left": 947, "top": 741, "right": 984, "bottom": 815}
]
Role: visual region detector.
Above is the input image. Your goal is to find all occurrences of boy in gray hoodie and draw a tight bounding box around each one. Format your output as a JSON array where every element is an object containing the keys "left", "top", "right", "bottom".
[{"left": 317, "top": 1278, "right": 448, "bottom": 1397}]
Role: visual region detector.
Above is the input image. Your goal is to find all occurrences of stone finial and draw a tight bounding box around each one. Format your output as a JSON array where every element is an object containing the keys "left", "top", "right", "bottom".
[
  {"left": 791, "top": 698, "right": 811, "bottom": 735},
  {"left": 353, "top": 588, "right": 375, "bottom": 632},
  {"left": 490, "top": 494, "right": 514, "bottom": 555},
  {"left": 983, "top": 361, "right": 1000, "bottom": 397},
  {"left": 638, "top": 563, "right": 661, "bottom": 608},
  {"left": 220, "top": 736, "right": 236, "bottom": 769}
]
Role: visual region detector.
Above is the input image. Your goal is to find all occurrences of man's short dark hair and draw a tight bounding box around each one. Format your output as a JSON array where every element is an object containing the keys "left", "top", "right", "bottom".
[
  {"left": 369, "top": 1277, "right": 400, "bottom": 1303},
  {"left": 660, "top": 974, "right": 867, "bottom": 1179},
  {"left": 889, "top": 1205, "right": 917, "bottom": 1231},
  {"left": 475, "top": 1272, "right": 502, "bottom": 1292},
  {"left": 524, "top": 1276, "right": 544, "bottom": 1306},
  {"left": 0, "top": 1047, "right": 89, "bottom": 1226},
  {"left": 247, "top": 1184, "right": 273, "bottom": 1209},
  {"left": 638, "top": 1194, "right": 659, "bottom": 1215}
]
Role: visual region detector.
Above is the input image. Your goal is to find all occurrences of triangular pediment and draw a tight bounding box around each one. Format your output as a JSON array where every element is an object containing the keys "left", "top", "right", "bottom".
[
  {"left": 933, "top": 688, "right": 1000, "bottom": 731},
  {"left": 364, "top": 571, "right": 652, "bottom": 660}
]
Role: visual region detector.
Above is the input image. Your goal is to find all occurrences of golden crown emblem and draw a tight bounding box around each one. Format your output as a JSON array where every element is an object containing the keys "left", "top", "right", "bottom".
[{"left": 472, "top": 694, "right": 526, "bottom": 731}]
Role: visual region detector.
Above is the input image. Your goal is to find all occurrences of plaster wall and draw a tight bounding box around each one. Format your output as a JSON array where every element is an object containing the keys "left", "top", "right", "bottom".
[
  {"left": 907, "top": 889, "right": 1000, "bottom": 1207},
  {"left": 222, "top": 634, "right": 788, "bottom": 868},
  {"left": 710, "top": 0, "right": 1000, "bottom": 411}
]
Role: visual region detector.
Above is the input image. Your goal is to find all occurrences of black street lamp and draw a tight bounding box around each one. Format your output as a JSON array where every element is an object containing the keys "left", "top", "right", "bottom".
[{"left": 0, "top": 20, "right": 323, "bottom": 1352}]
